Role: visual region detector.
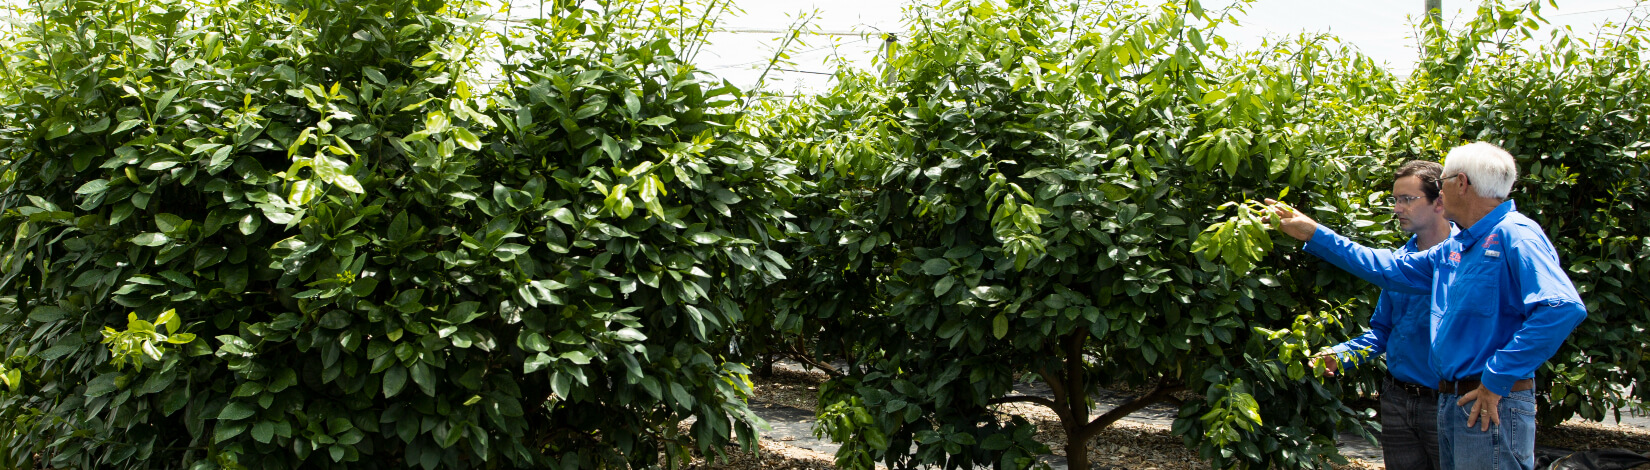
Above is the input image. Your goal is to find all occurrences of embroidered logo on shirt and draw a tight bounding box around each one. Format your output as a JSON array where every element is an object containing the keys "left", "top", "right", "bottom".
[
  {"left": 1485, "top": 233, "right": 1501, "bottom": 247},
  {"left": 1449, "top": 251, "right": 1462, "bottom": 263},
  {"left": 1486, "top": 249, "right": 1501, "bottom": 258}
]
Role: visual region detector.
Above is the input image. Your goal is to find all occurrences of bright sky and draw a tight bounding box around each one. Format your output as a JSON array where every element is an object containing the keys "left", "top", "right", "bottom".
[
  {"left": 696, "top": 0, "right": 1645, "bottom": 94},
  {"left": 2, "top": 0, "right": 1636, "bottom": 95}
]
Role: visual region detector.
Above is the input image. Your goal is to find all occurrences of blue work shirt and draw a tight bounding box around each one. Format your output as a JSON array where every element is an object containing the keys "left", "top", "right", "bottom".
[
  {"left": 1328, "top": 232, "right": 1448, "bottom": 389},
  {"left": 1304, "top": 200, "right": 1587, "bottom": 397}
]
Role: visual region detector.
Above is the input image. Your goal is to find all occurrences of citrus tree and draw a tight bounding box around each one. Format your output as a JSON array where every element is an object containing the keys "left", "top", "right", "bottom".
[
  {"left": 761, "top": 0, "right": 1408, "bottom": 468},
  {"left": 0, "top": 0, "right": 785, "bottom": 467}
]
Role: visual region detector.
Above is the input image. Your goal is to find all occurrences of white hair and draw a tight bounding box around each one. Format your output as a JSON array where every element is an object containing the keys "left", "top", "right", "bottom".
[{"left": 1442, "top": 142, "right": 1518, "bottom": 199}]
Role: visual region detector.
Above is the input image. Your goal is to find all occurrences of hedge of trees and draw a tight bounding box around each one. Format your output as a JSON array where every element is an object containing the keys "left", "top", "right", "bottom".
[{"left": 0, "top": 0, "right": 1646, "bottom": 469}]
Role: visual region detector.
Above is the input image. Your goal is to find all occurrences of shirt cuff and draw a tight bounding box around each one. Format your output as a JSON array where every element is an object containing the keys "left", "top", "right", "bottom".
[
  {"left": 1480, "top": 371, "right": 1523, "bottom": 397},
  {"left": 1327, "top": 343, "right": 1369, "bottom": 368},
  {"left": 1303, "top": 225, "right": 1338, "bottom": 254}
]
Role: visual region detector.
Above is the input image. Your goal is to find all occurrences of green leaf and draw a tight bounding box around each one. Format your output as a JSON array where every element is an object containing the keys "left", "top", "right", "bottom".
[
  {"left": 214, "top": 421, "right": 248, "bottom": 443},
  {"left": 28, "top": 306, "right": 66, "bottom": 323},
  {"left": 156, "top": 87, "right": 181, "bottom": 114},
  {"left": 521, "top": 332, "right": 550, "bottom": 352},
  {"left": 560, "top": 350, "right": 592, "bottom": 365},
  {"left": 934, "top": 276, "right": 956, "bottom": 297},
  {"left": 992, "top": 314, "right": 1008, "bottom": 339},
  {"left": 410, "top": 363, "right": 436, "bottom": 397},
  {"left": 921, "top": 258, "right": 950, "bottom": 276},
  {"left": 157, "top": 309, "right": 181, "bottom": 334},
  {"left": 525, "top": 353, "right": 552, "bottom": 373},
  {"left": 669, "top": 381, "right": 695, "bottom": 409},
  {"left": 232, "top": 382, "right": 264, "bottom": 398},
  {"left": 155, "top": 213, "right": 186, "bottom": 233},
  {"left": 112, "top": 119, "right": 143, "bottom": 134},
  {"left": 450, "top": 127, "right": 481, "bottom": 151},
  {"left": 364, "top": 67, "right": 389, "bottom": 85},
  {"left": 219, "top": 401, "right": 257, "bottom": 420},
  {"left": 970, "top": 285, "right": 1011, "bottom": 303},
  {"left": 46, "top": 120, "right": 74, "bottom": 140},
  {"left": 613, "top": 195, "right": 635, "bottom": 219},
  {"left": 602, "top": 135, "right": 622, "bottom": 161},
  {"left": 133, "top": 233, "right": 170, "bottom": 246},
  {"left": 76, "top": 179, "right": 110, "bottom": 195},
  {"left": 614, "top": 328, "right": 646, "bottom": 342},
  {"left": 549, "top": 207, "right": 576, "bottom": 226},
  {"left": 383, "top": 365, "right": 408, "bottom": 398},
  {"left": 239, "top": 213, "right": 261, "bottom": 235},
  {"left": 691, "top": 232, "right": 721, "bottom": 244},
  {"left": 640, "top": 115, "right": 676, "bottom": 126},
  {"left": 447, "top": 301, "right": 483, "bottom": 324},
  {"left": 351, "top": 277, "right": 379, "bottom": 297},
  {"left": 623, "top": 90, "right": 641, "bottom": 115}
]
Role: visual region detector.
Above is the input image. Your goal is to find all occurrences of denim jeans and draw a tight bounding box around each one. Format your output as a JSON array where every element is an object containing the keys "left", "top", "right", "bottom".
[
  {"left": 1381, "top": 377, "right": 1441, "bottom": 470},
  {"left": 1438, "top": 389, "right": 1537, "bottom": 470}
]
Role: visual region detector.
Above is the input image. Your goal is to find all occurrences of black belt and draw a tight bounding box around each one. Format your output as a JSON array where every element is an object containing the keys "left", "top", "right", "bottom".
[
  {"left": 1385, "top": 375, "right": 1438, "bottom": 398},
  {"left": 1438, "top": 378, "right": 1533, "bottom": 395}
]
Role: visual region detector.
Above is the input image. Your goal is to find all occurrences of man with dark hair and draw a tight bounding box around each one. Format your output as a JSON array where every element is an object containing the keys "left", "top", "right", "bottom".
[
  {"left": 1272, "top": 142, "right": 1586, "bottom": 470},
  {"left": 1313, "top": 160, "right": 1452, "bottom": 470}
]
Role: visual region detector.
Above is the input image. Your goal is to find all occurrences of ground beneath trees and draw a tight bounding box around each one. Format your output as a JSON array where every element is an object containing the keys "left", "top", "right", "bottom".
[{"left": 690, "top": 362, "right": 1650, "bottom": 470}]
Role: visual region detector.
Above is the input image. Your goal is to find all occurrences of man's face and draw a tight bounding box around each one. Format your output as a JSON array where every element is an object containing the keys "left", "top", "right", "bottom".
[
  {"left": 1438, "top": 170, "right": 1466, "bottom": 222},
  {"left": 1391, "top": 175, "right": 1440, "bottom": 234}
]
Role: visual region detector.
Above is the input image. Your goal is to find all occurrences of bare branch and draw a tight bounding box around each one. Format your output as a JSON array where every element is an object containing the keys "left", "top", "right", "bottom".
[
  {"left": 987, "top": 395, "right": 1059, "bottom": 410},
  {"left": 781, "top": 346, "right": 844, "bottom": 378},
  {"left": 1074, "top": 380, "right": 1186, "bottom": 443}
]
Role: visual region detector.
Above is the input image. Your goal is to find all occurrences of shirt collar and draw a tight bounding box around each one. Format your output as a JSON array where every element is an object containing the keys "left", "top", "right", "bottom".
[
  {"left": 1407, "top": 223, "right": 1460, "bottom": 253},
  {"left": 1455, "top": 199, "right": 1516, "bottom": 244}
]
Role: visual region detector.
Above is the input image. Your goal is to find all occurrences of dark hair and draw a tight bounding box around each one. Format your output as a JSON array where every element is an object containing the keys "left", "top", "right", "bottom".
[{"left": 1395, "top": 160, "right": 1444, "bottom": 202}]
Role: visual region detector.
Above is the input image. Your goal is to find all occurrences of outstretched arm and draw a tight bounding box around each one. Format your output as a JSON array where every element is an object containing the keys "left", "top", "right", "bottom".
[{"left": 1266, "top": 199, "right": 1435, "bottom": 294}]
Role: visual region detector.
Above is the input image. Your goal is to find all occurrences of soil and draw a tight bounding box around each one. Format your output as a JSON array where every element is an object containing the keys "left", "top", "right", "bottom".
[{"left": 690, "top": 366, "right": 1650, "bottom": 469}]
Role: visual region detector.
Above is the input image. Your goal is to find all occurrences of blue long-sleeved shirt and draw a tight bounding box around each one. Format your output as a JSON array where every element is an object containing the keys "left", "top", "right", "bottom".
[
  {"left": 1304, "top": 200, "right": 1587, "bottom": 397},
  {"left": 1328, "top": 233, "right": 1446, "bottom": 389}
]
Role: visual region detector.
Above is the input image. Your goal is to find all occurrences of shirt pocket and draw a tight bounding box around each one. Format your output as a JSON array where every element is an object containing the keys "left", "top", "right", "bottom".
[{"left": 1452, "top": 272, "right": 1500, "bottom": 317}]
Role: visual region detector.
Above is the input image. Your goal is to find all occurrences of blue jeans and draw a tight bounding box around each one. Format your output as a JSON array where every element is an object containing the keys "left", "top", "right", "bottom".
[
  {"left": 1381, "top": 377, "right": 1441, "bottom": 470},
  {"left": 1437, "top": 389, "right": 1537, "bottom": 470}
]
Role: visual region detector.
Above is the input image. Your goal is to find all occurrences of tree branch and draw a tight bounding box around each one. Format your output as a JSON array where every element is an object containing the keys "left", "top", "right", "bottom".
[
  {"left": 1074, "top": 380, "right": 1186, "bottom": 444},
  {"left": 987, "top": 395, "right": 1060, "bottom": 410},
  {"left": 1063, "top": 333, "right": 1088, "bottom": 433},
  {"left": 781, "top": 345, "right": 844, "bottom": 378},
  {"left": 1036, "top": 364, "right": 1074, "bottom": 426}
]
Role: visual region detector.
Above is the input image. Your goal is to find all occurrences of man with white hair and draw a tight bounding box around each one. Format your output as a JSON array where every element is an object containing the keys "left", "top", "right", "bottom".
[{"left": 1267, "top": 142, "right": 1587, "bottom": 470}]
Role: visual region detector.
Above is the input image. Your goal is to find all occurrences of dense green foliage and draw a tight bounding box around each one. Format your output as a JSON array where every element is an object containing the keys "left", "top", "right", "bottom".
[
  {"left": 0, "top": 0, "right": 781, "bottom": 468},
  {"left": 757, "top": 0, "right": 1650, "bottom": 468},
  {"left": 757, "top": 1, "right": 1402, "bottom": 468},
  {"left": 2, "top": 0, "right": 1649, "bottom": 469}
]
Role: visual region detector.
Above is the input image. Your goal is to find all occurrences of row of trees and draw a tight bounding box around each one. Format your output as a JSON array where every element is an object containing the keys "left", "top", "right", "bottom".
[{"left": 0, "top": 0, "right": 1646, "bottom": 469}]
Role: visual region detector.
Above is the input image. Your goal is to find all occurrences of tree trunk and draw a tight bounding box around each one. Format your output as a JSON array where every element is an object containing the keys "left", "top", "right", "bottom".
[
  {"left": 1061, "top": 333, "right": 1090, "bottom": 469},
  {"left": 1066, "top": 440, "right": 1091, "bottom": 470},
  {"left": 1030, "top": 330, "right": 1188, "bottom": 469}
]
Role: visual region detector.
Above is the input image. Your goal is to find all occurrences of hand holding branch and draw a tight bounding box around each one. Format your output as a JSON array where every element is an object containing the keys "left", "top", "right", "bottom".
[{"left": 1264, "top": 198, "right": 1318, "bottom": 241}]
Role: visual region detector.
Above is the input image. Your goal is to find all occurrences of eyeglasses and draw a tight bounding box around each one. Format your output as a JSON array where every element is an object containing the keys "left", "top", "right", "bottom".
[
  {"left": 1427, "top": 173, "right": 1463, "bottom": 186},
  {"left": 1385, "top": 195, "right": 1423, "bottom": 206}
]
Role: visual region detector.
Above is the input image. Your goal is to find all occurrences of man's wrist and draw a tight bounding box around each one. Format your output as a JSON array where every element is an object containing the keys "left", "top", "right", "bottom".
[{"left": 1479, "top": 373, "right": 1517, "bottom": 397}]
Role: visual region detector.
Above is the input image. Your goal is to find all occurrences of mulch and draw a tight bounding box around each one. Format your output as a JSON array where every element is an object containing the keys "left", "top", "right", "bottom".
[{"left": 697, "top": 369, "right": 1650, "bottom": 469}]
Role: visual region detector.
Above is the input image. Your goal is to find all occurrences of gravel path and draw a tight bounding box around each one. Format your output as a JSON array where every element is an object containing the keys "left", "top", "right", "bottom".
[{"left": 710, "top": 361, "right": 1650, "bottom": 470}]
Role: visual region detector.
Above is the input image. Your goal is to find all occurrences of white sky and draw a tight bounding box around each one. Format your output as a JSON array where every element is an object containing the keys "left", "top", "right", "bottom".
[
  {"left": 694, "top": 0, "right": 1645, "bottom": 94},
  {"left": 2, "top": 0, "right": 1636, "bottom": 95}
]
